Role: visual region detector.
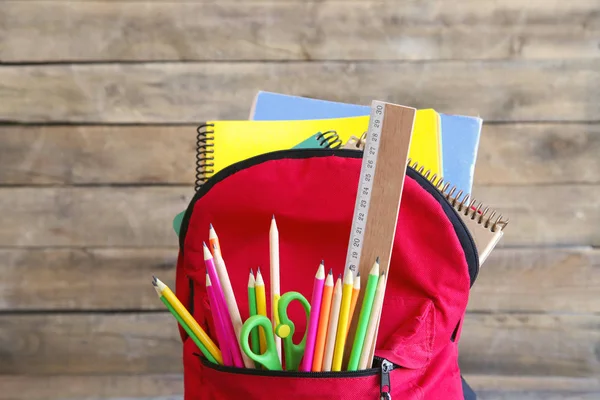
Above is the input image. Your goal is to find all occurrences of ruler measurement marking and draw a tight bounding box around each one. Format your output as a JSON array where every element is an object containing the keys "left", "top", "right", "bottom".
[{"left": 344, "top": 101, "right": 385, "bottom": 276}]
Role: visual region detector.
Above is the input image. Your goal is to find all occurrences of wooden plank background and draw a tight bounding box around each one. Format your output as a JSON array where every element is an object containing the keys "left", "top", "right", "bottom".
[{"left": 1, "top": 1, "right": 598, "bottom": 399}]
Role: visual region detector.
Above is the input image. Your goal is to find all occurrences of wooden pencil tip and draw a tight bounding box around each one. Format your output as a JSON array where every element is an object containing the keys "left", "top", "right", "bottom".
[
  {"left": 257, "top": 266, "right": 261, "bottom": 273},
  {"left": 203, "top": 241, "right": 208, "bottom": 248},
  {"left": 250, "top": 268, "right": 254, "bottom": 275},
  {"left": 316, "top": 263, "right": 325, "bottom": 278},
  {"left": 370, "top": 260, "right": 380, "bottom": 275},
  {"left": 209, "top": 223, "right": 213, "bottom": 229},
  {"left": 272, "top": 214, "right": 275, "bottom": 220},
  {"left": 356, "top": 272, "right": 360, "bottom": 277},
  {"left": 376, "top": 256, "right": 380, "bottom": 263},
  {"left": 328, "top": 268, "right": 333, "bottom": 275}
]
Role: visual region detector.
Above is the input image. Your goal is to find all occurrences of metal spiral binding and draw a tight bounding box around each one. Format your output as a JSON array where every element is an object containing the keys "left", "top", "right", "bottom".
[
  {"left": 195, "top": 123, "right": 215, "bottom": 191},
  {"left": 407, "top": 158, "right": 509, "bottom": 233},
  {"left": 316, "top": 130, "right": 343, "bottom": 148}
]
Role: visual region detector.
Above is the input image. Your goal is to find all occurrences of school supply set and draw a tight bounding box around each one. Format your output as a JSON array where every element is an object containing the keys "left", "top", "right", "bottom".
[
  {"left": 157, "top": 219, "right": 387, "bottom": 374},
  {"left": 166, "top": 100, "right": 508, "bottom": 399},
  {"left": 194, "top": 109, "right": 443, "bottom": 189},
  {"left": 250, "top": 91, "right": 482, "bottom": 196}
]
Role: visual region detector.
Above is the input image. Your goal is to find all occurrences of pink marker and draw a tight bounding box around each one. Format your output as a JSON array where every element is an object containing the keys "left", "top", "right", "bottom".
[
  {"left": 204, "top": 242, "right": 244, "bottom": 367},
  {"left": 299, "top": 261, "right": 326, "bottom": 371},
  {"left": 206, "top": 272, "right": 233, "bottom": 366}
]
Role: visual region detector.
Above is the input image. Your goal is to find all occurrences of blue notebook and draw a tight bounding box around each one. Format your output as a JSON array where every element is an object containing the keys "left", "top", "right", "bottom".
[{"left": 249, "top": 91, "right": 481, "bottom": 195}]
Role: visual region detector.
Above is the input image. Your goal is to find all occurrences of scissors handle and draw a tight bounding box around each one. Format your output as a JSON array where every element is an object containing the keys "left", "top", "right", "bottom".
[
  {"left": 275, "top": 291, "right": 311, "bottom": 371},
  {"left": 240, "top": 315, "right": 282, "bottom": 371}
]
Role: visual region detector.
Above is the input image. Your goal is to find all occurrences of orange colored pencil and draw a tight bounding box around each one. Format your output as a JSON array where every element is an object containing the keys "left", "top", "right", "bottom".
[
  {"left": 311, "top": 269, "right": 334, "bottom": 371},
  {"left": 346, "top": 273, "right": 361, "bottom": 336}
]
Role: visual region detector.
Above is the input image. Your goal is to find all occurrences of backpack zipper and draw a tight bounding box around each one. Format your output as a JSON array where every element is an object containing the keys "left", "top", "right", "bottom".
[
  {"left": 197, "top": 352, "right": 397, "bottom": 378},
  {"left": 380, "top": 359, "right": 393, "bottom": 400},
  {"left": 196, "top": 353, "right": 397, "bottom": 398}
]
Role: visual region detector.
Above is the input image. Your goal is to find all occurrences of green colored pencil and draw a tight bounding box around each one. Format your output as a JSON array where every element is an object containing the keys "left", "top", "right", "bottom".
[
  {"left": 248, "top": 269, "right": 260, "bottom": 362},
  {"left": 154, "top": 285, "right": 218, "bottom": 365},
  {"left": 347, "top": 258, "right": 380, "bottom": 370}
]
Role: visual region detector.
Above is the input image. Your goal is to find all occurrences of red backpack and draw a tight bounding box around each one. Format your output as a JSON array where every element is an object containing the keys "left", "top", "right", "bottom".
[{"left": 175, "top": 148, "right": 479, "bottom": 400}]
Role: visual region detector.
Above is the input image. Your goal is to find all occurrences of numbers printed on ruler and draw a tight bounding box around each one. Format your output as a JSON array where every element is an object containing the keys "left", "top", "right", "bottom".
[{"left": 345, "top": 102, "right": 385, "bottom": 275}]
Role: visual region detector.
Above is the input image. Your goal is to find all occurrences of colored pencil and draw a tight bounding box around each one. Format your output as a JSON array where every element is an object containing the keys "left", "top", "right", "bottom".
[
  {"left": 247, "top": 269, "right": 260, "bottom": 360},
  {"left": 358, "top": 270, "right": 387, "bottom": 369},
  {"left": 346, "top": 273, "right": 361, "bottom": 336},
  {"left": 332, "top": 269, "right": 354, "bottom": 371},
  {"left": 206, "top": 273, "right": 233, "bottom": 366},
  {"left": 322, "top": 274, "right": 342, "bottom": 371},
  {"left": 269, "top": 215, "right": 282, "bottom": 363},
  {"left": 209, "top": 225, "right": 254, "bottom": 368},
  {"left": 208, "top": 223, "right": 220, "bottom": 256},
  {"left": 312, "top": 269, "right": 334, "bottom": 371},
  {"left": 347, "top": 259, "right": 380, "bottom": 370},
  {"left": 203, "top": 243, "right": 244, "bottom": 367},
  {"left": 299, "top": 261, "right": 326, "bottom": 371},
  {"left": 255, "top": 267, "right": 268, "bottom": 354},
  {"left": 153, "top": 284, "right": 218, "bottom": 365},
  {"left": 153, "top": 276, "right": 223, "bottom": 365}
]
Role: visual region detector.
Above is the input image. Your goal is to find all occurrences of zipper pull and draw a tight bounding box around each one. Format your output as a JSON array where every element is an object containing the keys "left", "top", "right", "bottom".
[{"left": 380, "top": 359, "right": 393, "bottom": 400}]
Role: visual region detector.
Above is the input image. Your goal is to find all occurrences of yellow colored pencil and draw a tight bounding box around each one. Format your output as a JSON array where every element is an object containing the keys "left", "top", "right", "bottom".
[
  {"left": 346, "top": 272, "right": 361, "bottom": 336},
  {"left": 332, "top": 269, "right": 354, "bottom": 371},
  {"left": 255, "top": 267, "right": 268, "bottom": 354},
  {"left": 153, "top": 276, "right": 223, "bottom": 365}
]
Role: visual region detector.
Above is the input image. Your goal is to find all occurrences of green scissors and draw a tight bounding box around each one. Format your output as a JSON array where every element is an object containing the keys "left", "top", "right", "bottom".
[
  {"left": 240, "top": 291, "right": 311, "bottom": 371},
  {"left": 240, "top": 314, "right": 283, "bottom": 371}
]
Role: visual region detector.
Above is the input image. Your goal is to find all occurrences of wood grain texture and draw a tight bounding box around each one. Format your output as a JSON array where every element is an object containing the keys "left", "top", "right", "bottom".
[
  {"left": 0, "top": 125, "right": 197, "bottom": 185},
  {"left": 2, "top": 123, "right": 598, "bottom": 186},
  {"left": 472, "top": 184, "right": 600, "bottom": 246},
  {"left": 474, "top": 123, "right": 600, "bottom": 185},
  {"left": 0, "top": 185, "right": 597, "bottom": 247},
  {"left": 0, "top": 313, "right": 183, "bottom": 375},
  {"left": 459, "top": 313, "right": 600, "bottom": 377},
  {"left": 2, "top": 61, "right": 600, "bottom": 123},
  {"left": 467, "top": 375, "right": 600, "bottom": 399},
  {"left": 0, "top": 187, "right": 192, "bottom": 247},
  {"left": 1, "top": 1, "right": 599, "bottom": 62},
  {"left": 0, "top": 374, "right": 184, "bottom": 400},
  {"left": 0, "top": 312, "right": 598, "bottom": 376},
  {"left": 1, "top": 247, "right": 596, "bottom": 312},
  {"left": 0, "top": 248, "right": 177, "bottom": 311},
  {"left": 470, "top": 247, "right": 600, "bottom": 313}
]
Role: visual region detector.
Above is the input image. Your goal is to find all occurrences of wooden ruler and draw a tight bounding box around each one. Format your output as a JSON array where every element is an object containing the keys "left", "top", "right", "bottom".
[{"left": 343, "top": 101, "right": 416, "bottom": 364}]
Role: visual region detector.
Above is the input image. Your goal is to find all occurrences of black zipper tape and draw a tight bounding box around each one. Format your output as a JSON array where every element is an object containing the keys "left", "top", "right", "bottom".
[{"left": 195, "top": 353, "right": 397, "bottom": 378}]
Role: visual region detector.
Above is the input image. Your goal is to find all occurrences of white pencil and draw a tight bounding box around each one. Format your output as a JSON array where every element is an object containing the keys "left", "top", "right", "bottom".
[
  {"left": 358, "top": 271, "right": 387, "bottom": 369},
  {"left": 322, "top": 274, "right": 343, "bottom": 371},
  {"left": 209, "top": 224, "right": 254, "bottom": 368},
  {"left": 270, "top": 215, "right": 282, "bottom": 363}
]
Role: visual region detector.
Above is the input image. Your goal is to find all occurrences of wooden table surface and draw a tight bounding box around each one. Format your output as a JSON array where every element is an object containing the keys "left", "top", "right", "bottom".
[{"left": 0, "top": 1, "right": 599, "bottom": 399}]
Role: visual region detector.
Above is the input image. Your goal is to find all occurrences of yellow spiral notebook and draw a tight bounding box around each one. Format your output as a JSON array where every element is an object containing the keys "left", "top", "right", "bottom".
[{"left": 195, "top": 110, "right": 442, "bottom": 186}]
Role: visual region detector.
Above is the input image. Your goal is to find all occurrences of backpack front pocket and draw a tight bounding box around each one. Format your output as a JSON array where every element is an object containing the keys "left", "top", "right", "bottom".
[{"left": 192, "top": 352, "right": 423, "bottom": 400}]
